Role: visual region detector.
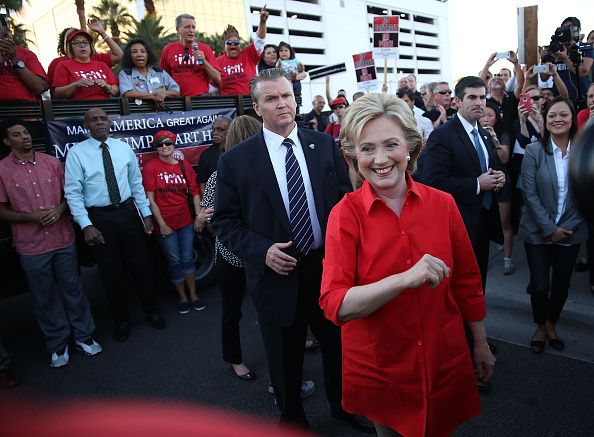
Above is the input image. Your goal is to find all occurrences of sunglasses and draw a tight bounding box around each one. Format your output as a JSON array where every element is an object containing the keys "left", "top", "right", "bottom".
[
  {"left": 437, "top": 90, "right": 452, "bottom": 95},
  {"left": 156, "top": 140, "right": 174, "bottom": 148},
  {"left": 225, "top": 40, "right": 240, "bottom": 46},
  {"left": 420, "top": 92, "right": 427, "bottom": 96},
  {"left": 334, "top": 104, "right": 347, "bottom": 109},
  {"left": 530, "top": 96, "right": 542, "bottom": 101}
]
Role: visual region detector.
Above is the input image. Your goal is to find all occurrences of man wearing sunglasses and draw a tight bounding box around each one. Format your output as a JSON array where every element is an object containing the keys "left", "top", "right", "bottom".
[
  {"left": 422, "top": 82, "right": 457, "bottom": 129},
  {"left": 216, "top": 6, "right": 268, "bottom": 96}
]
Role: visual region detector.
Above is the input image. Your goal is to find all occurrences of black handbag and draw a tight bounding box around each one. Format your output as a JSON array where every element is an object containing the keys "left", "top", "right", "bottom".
[{"left": 178, "top": 161, "right": 196, "bottom": 218}]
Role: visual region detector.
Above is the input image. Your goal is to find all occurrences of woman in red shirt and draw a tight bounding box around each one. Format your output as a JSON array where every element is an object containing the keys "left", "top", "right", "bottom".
[
  {"left": 320, "top": 93, "right": 495, "bottom": 437},
  {"left": 142, "top": 130, "right": 211, "bottom": 314},
  {"left": 52, "top": 29, "right": 118, "bottom": 100}
]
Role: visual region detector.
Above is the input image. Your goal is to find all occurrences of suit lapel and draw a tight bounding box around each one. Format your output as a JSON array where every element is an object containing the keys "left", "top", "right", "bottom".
[
  {"left": 453, "top": 116, "right": 481, "bottom": 172},
  {"left": 298, "top": 128, "right": 324, "bottom": 220},
  {"left": 249, "top": 132, "right": 292, "bottom": 235},
  {"left": 544, "top": 141, "right": 559, "bottom": 205}
]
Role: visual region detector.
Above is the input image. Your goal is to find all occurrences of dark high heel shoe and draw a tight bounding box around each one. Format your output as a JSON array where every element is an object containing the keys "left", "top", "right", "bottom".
[
  {"left": 547, "top": 336, "right": 565, "bottom": 351},
  {"left": 530, "top": 331, "right": 545, "bottom": 354},
  {"left": 230, "top": 365, "right": 256, "bottom": 381}
]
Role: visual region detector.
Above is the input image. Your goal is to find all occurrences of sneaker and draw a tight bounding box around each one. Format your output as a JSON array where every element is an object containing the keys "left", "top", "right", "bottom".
[
  {"left": 178, "top": 301, "right": 190, "bottom": 314},
  {"left": 191, "top": 298, "right": 206, "bottom": 311},
  {"left": 268, "top": 379, "right": 316, "bottom": 399},
  {"left": 50, "top": 345, "right": 69, "bottom": 368},
  {"left": 503, "top": 258, "right": 515, "bottom": 275},
  {"left": 75, "top": 338, "right": 102, "bottom": 356}
]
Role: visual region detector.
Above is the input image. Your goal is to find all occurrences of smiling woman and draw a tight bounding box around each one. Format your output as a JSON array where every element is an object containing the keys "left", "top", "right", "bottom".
[{"left": 320, "top": 93, "right": 496, "bottom": 437}]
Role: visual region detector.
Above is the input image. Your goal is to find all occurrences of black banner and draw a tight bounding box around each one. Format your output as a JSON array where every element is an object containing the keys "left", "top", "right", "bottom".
[
  {"left": 44, "top": 108, "right": 236, "bottom": 168},
  {"left": 308, "top": 63, "right": 347, "bottom": 80}
]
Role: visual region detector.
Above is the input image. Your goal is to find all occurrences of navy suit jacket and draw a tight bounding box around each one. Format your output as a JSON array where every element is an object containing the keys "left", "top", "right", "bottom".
[
  {"left": 415, "top": 115, "right": 503, "bottom": 246},
  {"left": 213, "top": 127, "right": 351, "bottom": 326}
]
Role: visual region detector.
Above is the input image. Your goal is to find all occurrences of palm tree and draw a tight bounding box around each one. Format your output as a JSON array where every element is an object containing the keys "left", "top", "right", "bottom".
[
  {"left": 123, "top": 15, "right": 176, "bottom": 60},
  {"left": 9, "top": 21, "right": 33, "bottom": 47},
  {"left": 90, "top": 0, "right": 133, "bottom": 45},
  {"left": 74, "top": 0, "right": 87, "bottom": 31}
]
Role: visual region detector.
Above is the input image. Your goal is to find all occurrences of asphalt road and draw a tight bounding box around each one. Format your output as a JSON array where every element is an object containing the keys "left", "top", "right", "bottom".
[{"left": 1, "top": 240, "right": 594, "bottom": 436}]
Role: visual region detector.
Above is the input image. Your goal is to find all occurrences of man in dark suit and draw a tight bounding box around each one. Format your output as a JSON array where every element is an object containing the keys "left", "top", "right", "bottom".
[
  {"left": 415, "top": 76, "right": 505, "bottom": 391},
  {"left": 213, "top": 69, "right": 370, "bottom": 430},
  {"left": 416, "top": 75, "right": 505, "bottom": 291}
]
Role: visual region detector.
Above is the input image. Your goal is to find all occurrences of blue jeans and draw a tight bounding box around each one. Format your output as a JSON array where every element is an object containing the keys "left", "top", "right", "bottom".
[{"left": 157, "top": 224, "right": 195, "bottom": 284}]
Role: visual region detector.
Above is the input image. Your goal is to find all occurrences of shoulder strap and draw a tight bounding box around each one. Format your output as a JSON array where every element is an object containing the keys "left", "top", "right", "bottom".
[{"left": 178, "top": 160, "right": 191, "bottom": 193}]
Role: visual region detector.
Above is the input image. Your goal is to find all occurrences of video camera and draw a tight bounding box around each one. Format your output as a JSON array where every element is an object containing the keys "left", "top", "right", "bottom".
[{"left": 548, "top": 25, "right": 590, "bottom": 66}]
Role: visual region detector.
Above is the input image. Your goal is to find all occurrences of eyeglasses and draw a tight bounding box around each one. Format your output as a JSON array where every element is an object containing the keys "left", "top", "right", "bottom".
[
  {"left": 420, "top": 92, "right": 427, "bottom": 96},
  {"left": 530, "top": 96, "right": 542, "bottom": 101},
  {"left": 71, "top": 40, "right": 90, "bottom": 47},
  {"left": 334, "top": 104, "right": 347, "bottom": 109},
  {"left": 156, "top": 140, "right": 174, "bottom": 148},
  {"left": 437, "top": 90, "right": 452, "bottom": 95},
  {"left": 225, "top": 40, "right": 240, "bottom": 46}
]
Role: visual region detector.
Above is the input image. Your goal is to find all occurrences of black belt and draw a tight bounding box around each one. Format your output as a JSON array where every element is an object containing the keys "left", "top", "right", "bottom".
[{"left": 88, "top": 198, "right": 132, "bottom": 211}]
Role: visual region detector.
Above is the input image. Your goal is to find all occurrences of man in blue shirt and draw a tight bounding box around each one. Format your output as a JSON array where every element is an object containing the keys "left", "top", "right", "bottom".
[{"left": 65, "top": 107, "right": 166, "bottom": 341}]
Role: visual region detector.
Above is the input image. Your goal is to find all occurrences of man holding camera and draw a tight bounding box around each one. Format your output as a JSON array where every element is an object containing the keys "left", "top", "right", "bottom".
[{"left": 539, "top": 17, "right": 593, "bottom": 109}]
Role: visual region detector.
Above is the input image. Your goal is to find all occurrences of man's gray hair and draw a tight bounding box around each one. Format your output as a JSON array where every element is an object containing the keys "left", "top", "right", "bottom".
[
  {"left": 175, "top": 13, "right": 195, "bottom": 29},
  {"left": 214, "top": 115, "right": 233, "bottom": 125},
  {"left": 249, "top": 68, "right": 291, "bottom": 103},
  {"left": 312, "top": 95, "right": 324, "bottom": 103},
  {"left": 429, "top": 81, "right": 449, "bottom": 93}
]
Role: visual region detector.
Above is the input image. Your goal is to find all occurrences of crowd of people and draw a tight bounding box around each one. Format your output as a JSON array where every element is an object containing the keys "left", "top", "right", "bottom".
[{"left": 1, "top": 8, "right": 594, "bottom": 437}]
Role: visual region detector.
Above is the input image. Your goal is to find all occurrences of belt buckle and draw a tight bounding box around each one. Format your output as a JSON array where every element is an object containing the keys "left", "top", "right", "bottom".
[{"left": 113, "top": 202, "right": 120, "bottom": 209}]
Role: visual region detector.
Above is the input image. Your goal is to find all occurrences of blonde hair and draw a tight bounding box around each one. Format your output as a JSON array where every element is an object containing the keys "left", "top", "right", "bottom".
[
  {"left": 339, "top": 93, "right": 423, "bottom": 179},
  {"left": 225, "top": 115, "right": 262, "bottom": 152}
]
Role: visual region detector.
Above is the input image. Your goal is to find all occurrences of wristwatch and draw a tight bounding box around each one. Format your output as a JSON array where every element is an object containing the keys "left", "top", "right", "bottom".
[{"left": 15, "top": 60, "right": 26, "bottom": 69}]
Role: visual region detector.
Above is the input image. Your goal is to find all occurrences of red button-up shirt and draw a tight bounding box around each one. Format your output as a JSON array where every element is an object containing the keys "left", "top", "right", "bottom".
[
  {"left": 0, "top": 152, "right": 74, "bottom": 255},
  {"left": 320, "top": 174, "right": 486, "bottom": 437}
]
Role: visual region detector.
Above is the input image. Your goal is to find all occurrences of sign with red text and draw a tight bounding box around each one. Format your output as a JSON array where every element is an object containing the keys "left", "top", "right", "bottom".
[
  {"left": 373, "top": 16, "right": 399, "bottom": 58},
  {"left": 352, "top": 52, "right": 378, "bottom": 91}
]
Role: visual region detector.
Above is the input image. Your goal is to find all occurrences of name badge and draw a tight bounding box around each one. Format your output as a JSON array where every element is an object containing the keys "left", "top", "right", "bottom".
[{"left": 149, "top": 77, "right": 160, "bottom": 85}]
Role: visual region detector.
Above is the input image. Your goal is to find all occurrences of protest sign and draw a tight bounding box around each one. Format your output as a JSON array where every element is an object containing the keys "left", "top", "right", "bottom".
[
  {"left": 352, "top": 52, "right": 378, "bottom": 91},
  {"left": 372, "top": 16, "right": 400, "bottom": 58}
]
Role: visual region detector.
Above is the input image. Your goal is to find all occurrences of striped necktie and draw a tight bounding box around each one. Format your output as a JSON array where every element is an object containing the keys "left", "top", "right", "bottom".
[
  {"left": 283, "top": 138, "right": 314, "bottom": 254},
  {"left": 100, "top": 142, "right": 121, "bottom": 205}
]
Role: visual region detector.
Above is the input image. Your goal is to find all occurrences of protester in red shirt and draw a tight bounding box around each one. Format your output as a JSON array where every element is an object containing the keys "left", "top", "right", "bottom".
[
  {"left": 0, "top": 120, "right": 101, "bottom": 368},
  {"left": 0, "top": 16, "right": 48, "bottom": 101},
  {"left": 47, "top": 19, "right": 123, "bottom": 85},
  {"left": 160, "top": 13, "right": 221, "bottom": 96},
  {"left": 142, "top": 130, "right": 211, "bottom": 314},
  {"left": 216, "top": 7, "right": 268, "bottom": 95},
  {"left": 320, "top": 93, "right": 495, "bottom": 437},
  {"left": 52, "top": 29, "right": 118, "bottom": 100}
]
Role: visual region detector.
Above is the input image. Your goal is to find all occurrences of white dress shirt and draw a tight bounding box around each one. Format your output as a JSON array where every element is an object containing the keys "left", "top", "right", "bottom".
[
  {"left": 551, "top": 139, "right": 571, "bottom": 223},
  {"left": 262, "top": 123, "right": 323, "bottom": 249},
  {"left": 457, "top": 113, "right": 489, "bottom": 195}
]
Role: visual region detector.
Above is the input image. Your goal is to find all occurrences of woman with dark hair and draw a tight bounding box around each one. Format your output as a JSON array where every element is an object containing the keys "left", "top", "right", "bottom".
[
  {"left": 200, "top": 115, "right": 262, "bottom": 380},
  {"left": 519, "top": 96, "right": 586, "bottom": 354},
  {"left": 143, "top": 130, "right": 209, "bottom": 314},
  {"left": 118, "top": 38, "right": 180, "bottom": 107},
  {"left": 480, "top": 100, "right": 515, "bottom": 274},
  {"left": 52, "top": 28, "right": 119, "bottom": 99},
  {"left": 277, "top": 41, "right": 306, "bottom": 103},
  {"left": 257, "top": 44, "right": 278, "bottom": 73}
]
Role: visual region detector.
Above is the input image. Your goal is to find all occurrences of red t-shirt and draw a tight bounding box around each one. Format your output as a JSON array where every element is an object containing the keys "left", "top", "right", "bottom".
[
  {"left": 52, "top": 58, "right": 117, "bottom": 100},
  {"left": 577, "top": 108, "right": 591, "bottom": 129},
  {"left": 160, "top": 41, "right": 220, "bottom": 96},
  {"left": 324, "top": 122, "right": 341, "bottom": 139},
  {"left": 217, "top": 43, "right": 260, "bottom": 95},
  {"left": 47, "top": 53, "right": 112, "bottom": 85},
  {"left": 0, "top": 46, "right": 47, "bottom": 101},
  {"left": 142, "top": 158, "right": 199, "bottom": 231}
]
